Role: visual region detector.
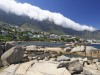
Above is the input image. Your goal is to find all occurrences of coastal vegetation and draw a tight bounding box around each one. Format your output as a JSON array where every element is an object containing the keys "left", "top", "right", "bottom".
[{"left": 0, "top": 24, "right": 81, "bottom": 43}]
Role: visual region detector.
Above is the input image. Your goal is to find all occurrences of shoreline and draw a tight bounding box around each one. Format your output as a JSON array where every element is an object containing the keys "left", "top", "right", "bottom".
[
  {"left": 0, "top": 41, "right": 100, "bottom": 75},
  {"left": 91, "top": 43, "right": 100, "bottom": 44}
]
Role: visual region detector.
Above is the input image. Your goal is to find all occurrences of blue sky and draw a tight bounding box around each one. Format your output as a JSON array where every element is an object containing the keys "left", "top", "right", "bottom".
[{"left": 16, "top": 0, "right": 100, "bottom": 29}]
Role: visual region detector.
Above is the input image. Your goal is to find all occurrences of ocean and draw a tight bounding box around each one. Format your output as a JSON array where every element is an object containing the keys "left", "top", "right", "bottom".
[
  {"left": 18, "top": 41, "right": 65, "bottom": 47},
  {"left": 18, "top": 42, "right": 100, "bottom": 49},
  {"left": 88, "top": 44, "right": 100, "bottom": 49},
  {"left": 18, "top": 42, "right": 100, "bottom": 60}
]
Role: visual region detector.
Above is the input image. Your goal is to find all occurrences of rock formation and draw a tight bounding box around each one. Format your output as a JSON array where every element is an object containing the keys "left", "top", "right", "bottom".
[{"left": 1, "top": 46, "right": 24, "bottom": 66}]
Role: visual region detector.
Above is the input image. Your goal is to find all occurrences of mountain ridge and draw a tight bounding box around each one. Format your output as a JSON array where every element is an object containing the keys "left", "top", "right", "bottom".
[{"left": 0, "top": 10, "right": 100, "bottom": 39}]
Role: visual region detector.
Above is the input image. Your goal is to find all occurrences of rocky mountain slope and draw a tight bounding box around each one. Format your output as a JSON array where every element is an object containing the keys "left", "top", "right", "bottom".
[{"left": 0, "top": 10, "right": 100, "bottom": 39}]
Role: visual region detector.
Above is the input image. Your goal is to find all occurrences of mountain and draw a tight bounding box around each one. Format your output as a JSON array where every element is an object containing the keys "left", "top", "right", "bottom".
[{"left": 0, "top": 10, "right": 100, "bottom": 39}]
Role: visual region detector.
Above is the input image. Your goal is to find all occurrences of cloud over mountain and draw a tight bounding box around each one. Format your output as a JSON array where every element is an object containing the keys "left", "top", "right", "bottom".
[{"left": 0, "top": 0, "right": 96, "bottom": 31}]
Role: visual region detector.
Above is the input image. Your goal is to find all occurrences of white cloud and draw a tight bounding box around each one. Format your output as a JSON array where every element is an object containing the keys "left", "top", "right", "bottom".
[{"left": 0, "top": 0, "right": 96, "bottom": 31}]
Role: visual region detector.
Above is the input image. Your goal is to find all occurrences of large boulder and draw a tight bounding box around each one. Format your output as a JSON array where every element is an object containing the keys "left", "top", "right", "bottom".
[
  {"left": 58, "top": 60, "right": 83, "bottom": 74},
  {"left": 57, "top": 55, "right": 70, "bottom": 62},
  {"left": 71, "top": 45, "right": 85, "bottom": 53},
  {"left": 82, "top": 61, "right": 100, "bottom": 75},
  {"left": 0, "top": 44, "right": 3, "bottom": 57},
  {"left": 83, "top": 67, "right": 100, "bottom": 75},
  {"left": 68, "top": 60, "right": 83, "bottom": 73},
  {"left": 0, "top": 42, "right": 4, "bottom": 57},
  {"left": 27, "top": 62, "right": 71, "bottom": 75},
  {"left": 0, "top": 64, "right": 20, "bottom": 75},
  {"left": 4, "top": 41, "right": 16, "bottom": 52},
  {"left": 84, "top": 61, "right": 100, "bottom": 70},
  {"left": 85, "top": 46, "right": 98, "bottom": 53},
  {"left": 0, "top": 61, "right": 71, "bottom": 75},
  {"left": 0, "top": 60, "right": 3, "bottom": 67},
  {"left": 1, "top": 46, "right": 24, "bottom": 66},
  {"left": 71, "top": 46, "right": 98, "bottom": 54}
]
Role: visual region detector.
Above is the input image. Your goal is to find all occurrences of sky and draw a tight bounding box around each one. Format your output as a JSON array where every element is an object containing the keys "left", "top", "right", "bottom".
[
  {"left": 0, "top": 0, "right": 99, "bottom": 31},
  {"left": 16, "top": 0, "right": 100, "bottom": 30}
]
